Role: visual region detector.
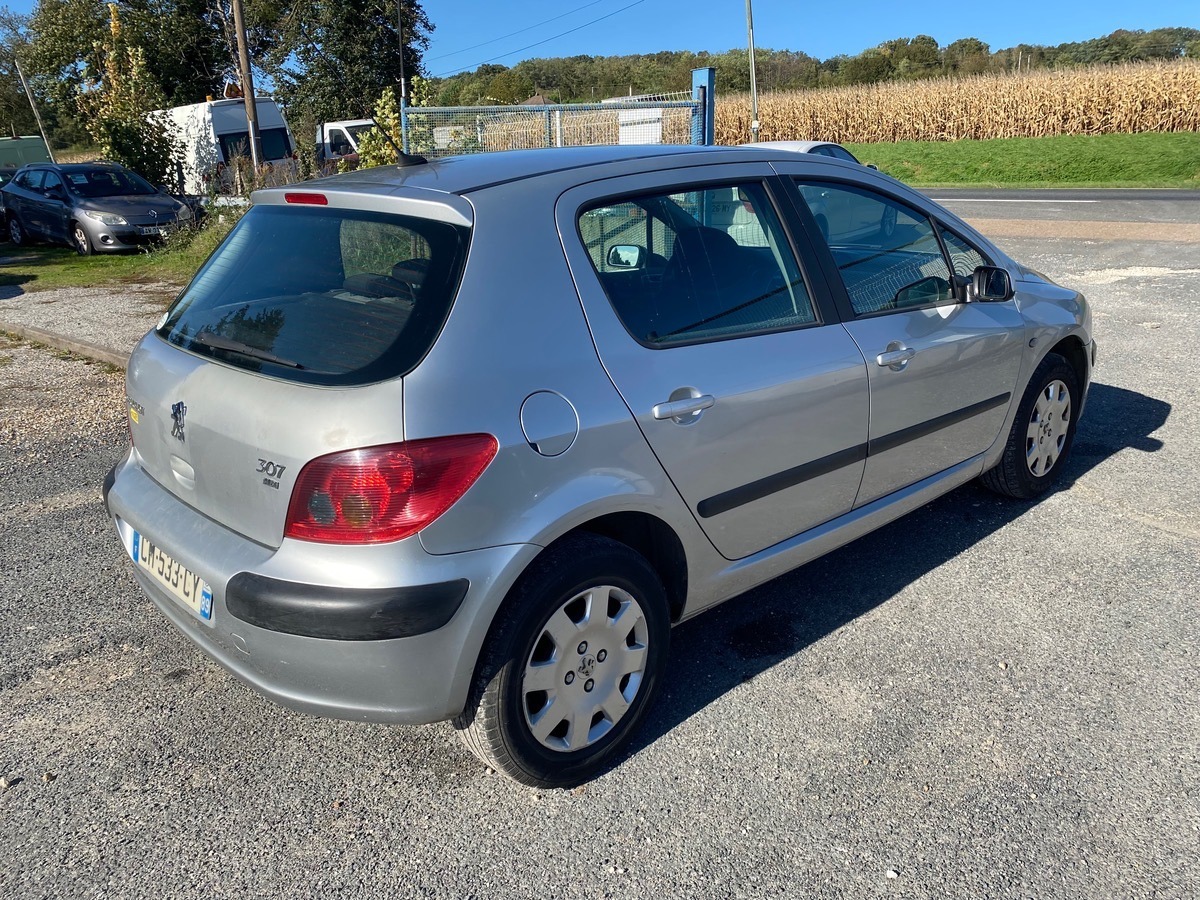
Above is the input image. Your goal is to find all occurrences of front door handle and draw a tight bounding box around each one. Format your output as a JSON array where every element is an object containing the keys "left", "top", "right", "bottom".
[
  {"left": 652, "top": 394, "right": 715, "bottom": 421},
  {"left": 876, "top": 343, "right": 917, "bottom": 371}
]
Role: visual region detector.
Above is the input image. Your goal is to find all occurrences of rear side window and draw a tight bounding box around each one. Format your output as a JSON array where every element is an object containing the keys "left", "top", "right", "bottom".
[
  {"left": 578, "top": 182, "right": 816, "bottom": 346},
  {"left": 158, "top": 204, "right": 469, "bottom": 385}
]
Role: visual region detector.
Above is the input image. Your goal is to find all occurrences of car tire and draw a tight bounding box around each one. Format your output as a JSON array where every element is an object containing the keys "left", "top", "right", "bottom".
[
  {"left": 454, "top": 533, "right": 670, "bottom": 788},
  {"left": 72, "top": 222, "right": 94, "bottom": 256},
  {"left": 981, "top": 352, "right": 1080, "bottom": 499},
  {"left": 8, "top": 215, "right": 27, "bottom": 247}
]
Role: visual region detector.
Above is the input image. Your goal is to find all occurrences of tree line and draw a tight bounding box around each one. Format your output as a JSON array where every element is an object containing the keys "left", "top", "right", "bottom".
[
  {"left": 0, "top": 0, "right": 431, "bottom": 151},
  {"left": 0, "top": 0, "right": 1194, "bottom": 162},
  {"left": 431, "top": 27, "right": 1200, "bottom": 106}
]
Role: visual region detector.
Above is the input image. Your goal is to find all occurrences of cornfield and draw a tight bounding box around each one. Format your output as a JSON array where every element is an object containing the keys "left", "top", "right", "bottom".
[{"left": 715, "top": 60, "right": 1200, "bottom": 144}]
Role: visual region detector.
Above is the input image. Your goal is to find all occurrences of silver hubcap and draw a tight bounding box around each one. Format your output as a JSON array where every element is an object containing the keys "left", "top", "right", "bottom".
[
  {"left": 1025, "top": 379, "right": 1071, "bottom": 476},
  {"left": 74, "top": 228, "right": 87, "bottom": 250},
  {"left": 522, "top": 584, "right": 649, "bottom": 753}
]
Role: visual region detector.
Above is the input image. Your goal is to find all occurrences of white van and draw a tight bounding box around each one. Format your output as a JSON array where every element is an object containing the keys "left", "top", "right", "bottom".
[
  {"left": 158, "top": 97, "right": 296, "bottom": 195},
  {"left": 316, "top": 119, "right": 374, "bottom": 171}
]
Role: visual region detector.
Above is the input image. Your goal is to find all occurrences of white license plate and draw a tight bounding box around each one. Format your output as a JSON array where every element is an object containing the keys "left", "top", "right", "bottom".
[
  {"left": 138, "top": 226, "right": 163, "bottom": 236},
  {"left": 131, "top": 531, "right": 213, "bottom": 621}
]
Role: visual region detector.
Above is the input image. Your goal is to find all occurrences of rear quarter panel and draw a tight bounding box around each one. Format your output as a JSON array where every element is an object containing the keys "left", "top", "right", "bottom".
[{"left": 404, "top": 180, "right": 713, "bottom": 566}]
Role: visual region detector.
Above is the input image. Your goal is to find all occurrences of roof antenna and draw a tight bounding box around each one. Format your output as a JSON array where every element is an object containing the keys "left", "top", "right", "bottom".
[{"left": 301, "top": 34, "right": 426, "bottom": 168}]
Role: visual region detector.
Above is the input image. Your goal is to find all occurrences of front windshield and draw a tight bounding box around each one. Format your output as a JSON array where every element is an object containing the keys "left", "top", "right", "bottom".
[{"left": 65, "top": 168, "right": 157, "bottom": 198}]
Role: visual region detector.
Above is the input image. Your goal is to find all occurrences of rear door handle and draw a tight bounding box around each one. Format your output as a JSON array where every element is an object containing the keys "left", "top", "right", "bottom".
[{"left": 652, "top": 394, "right": 715, "bottom": 420}]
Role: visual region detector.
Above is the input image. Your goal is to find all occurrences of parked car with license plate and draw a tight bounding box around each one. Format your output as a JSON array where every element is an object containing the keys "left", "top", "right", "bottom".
[
  {"left": 103, "top": 145, "right": 1095, "bottom": 787},
  {"left": 1, "top": 161, "right": 194, "bottom": 254}
]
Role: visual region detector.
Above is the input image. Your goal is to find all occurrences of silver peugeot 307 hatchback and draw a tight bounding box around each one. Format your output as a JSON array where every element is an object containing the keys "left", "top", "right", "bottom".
[{"left": 104, "top": 145, "right": 1095, "bottom": 787}]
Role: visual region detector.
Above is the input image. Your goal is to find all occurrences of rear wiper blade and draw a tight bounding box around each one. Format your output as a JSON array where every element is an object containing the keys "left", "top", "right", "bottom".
[{"left": 193, "top": 331, "right": 304, "bottom": 369}]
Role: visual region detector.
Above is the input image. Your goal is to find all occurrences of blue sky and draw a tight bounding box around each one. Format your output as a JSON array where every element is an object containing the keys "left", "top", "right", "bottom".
[
  {"left": 6, "top": 0, "right": 1195, "bottom": 77},
  {"left": 421, "top": 0, "right": 1196, "bottom": 76}
]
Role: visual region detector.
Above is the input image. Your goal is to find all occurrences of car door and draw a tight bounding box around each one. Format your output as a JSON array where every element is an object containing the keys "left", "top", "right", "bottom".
[
  {"left": 11, "top": 169, "right": 44, "bottom": 234},
  {"left": 788, "top": 177, "right": 1026, "bottom": 505},
  {"left": 558, "top": 166, "right": 870, "bottom": 561},
  {"left": 39, "top": 171, "right": 70, "bottom": 243}
]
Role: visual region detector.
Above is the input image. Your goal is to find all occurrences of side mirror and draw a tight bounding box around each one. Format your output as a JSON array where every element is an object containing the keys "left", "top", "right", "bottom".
[
  {"left": 44, "top": 186, "right": 67, "bottom": 202},
  {"left": 607, "top": 244, "right": 646, "bottom": 269},
  {"left": 972, "top": 265, "right": 1014, "bottom": 301}
]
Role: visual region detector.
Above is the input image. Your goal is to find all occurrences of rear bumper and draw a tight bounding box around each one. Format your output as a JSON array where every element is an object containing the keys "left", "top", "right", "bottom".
[{"left": 104, "top": 449, "right": 539, "bottom": 725}]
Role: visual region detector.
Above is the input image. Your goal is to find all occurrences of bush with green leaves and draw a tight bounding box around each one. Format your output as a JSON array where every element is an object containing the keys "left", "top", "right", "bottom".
[{"left": 75, "top": 4, "right": 179, "bottom": 186}]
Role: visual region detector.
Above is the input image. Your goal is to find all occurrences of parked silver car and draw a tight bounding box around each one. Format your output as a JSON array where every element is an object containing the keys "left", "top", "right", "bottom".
[
  {"left": 2, "top": 161, "right": 194, "bottom": 254},
  {"left": 103, "top": 145, "right": 1095, "bottom": 787}
]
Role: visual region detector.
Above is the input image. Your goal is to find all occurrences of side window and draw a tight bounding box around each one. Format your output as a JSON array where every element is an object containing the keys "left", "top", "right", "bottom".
[
  {"left": 579, "top": 182, "right": 816, "bottom": 346},
  {"left": 19, "top": 171, "right": 44, "bottom": 191},
  {"left": 42, "top": 172, "right": 63, "bottom": 193},
  {"left": 796, "top": 180, "right": 954, "bottom": 316},
  {"left": 329, "top": 128, "right": 353, "bottom": 156},
  {"left": 939, "top": 227, "right": 990, "bottom": 279}
]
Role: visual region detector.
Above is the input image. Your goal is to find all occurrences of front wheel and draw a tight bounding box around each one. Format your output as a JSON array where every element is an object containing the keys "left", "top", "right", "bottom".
[
  {"left": 455, "top": 533, "right": 670, "bottom": 788},
  {"left": 981, "top": 352, "right": 1080, "bottom": 499},
  {"left": 72, "top": 222, "right": 94, "bottom": 256}
]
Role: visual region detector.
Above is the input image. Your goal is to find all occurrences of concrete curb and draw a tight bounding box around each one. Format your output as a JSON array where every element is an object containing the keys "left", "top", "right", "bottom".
[{"left": 0, "top": 321, "right": 129, "bottom": 369}]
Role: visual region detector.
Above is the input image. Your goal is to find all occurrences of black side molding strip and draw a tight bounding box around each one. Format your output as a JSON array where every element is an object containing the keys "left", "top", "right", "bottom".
[
  {"left": 868, "top": 392, "right": 1011, "bottom": 457},
  {"left": 695, "top": 391, "right": 1012, "bottom": 519},
  {"left": 697, "top": 443, "right": 868, "bottom": 519},
  {"left": 226, "top": 573, "right": 469, "bottom": 641}
]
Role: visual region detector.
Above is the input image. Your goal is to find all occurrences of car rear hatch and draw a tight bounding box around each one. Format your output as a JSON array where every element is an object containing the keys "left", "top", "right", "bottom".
[{"left": 125, "top": 186, "right": 472, "bottom": 548}]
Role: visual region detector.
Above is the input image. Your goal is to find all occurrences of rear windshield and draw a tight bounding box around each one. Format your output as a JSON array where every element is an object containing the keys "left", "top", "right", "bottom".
[
  {"left": 219, "top": 127, "right": 293, "bottom": 162},
  {"left": 158, "top": 204, "right": 470, "bottom": 386}
]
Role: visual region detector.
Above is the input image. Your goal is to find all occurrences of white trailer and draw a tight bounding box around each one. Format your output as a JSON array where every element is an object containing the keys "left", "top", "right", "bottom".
[{"left": 157, "top": 97, "right": 296, "bottom": 195}]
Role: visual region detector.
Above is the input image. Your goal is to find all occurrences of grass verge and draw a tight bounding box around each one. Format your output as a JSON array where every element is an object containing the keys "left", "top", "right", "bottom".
[
  {"left": 847, "top": 132, "right": 1200, "bottom": 188},
  {"left": 0, "top": 211, "right": 237, "bottom": 293}
]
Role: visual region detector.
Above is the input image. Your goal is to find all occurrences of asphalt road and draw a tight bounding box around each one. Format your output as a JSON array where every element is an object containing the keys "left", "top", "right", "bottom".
[{"left": 1, "top": 195, "right": 1198, "bottom": 898}]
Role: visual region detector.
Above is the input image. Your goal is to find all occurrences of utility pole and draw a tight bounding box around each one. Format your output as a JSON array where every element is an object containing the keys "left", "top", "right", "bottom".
[
  {"left": 231, "top": 0, "right": 262, "bottom": 167},
  {"left": 397, "top": 0, "right": 410, "bottom": 153},
  {"left": 745, "top": 0, "right": 760, "bottom": 142},
  {"left": 13, "top": 59, "right": 56, "bottom": 163},
  {"left": 396, "top": 0, "right": 408, "bottom": 104}
]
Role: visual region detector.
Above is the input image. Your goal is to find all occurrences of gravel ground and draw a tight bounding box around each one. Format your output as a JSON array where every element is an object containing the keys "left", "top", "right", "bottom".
[
  {"left": 1, "top": 205, "right": 1198, "bottom": 898},
  {"left": 0, "top": 280, "right": 170, "bottom": 362}
]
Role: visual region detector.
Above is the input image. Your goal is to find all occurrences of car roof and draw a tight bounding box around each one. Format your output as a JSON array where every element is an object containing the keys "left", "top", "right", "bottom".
[
  {"left": 747, "top": 140, "right": 838, "bottom": 153},
  {"left": 19, "top": 161, "right": 128, "bottom": 173},
  {"left": 275, "top": 144, "right": 825, "bottom": 199}
]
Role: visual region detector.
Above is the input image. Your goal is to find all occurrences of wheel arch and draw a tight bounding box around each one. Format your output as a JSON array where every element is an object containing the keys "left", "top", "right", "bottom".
[
  {"left": 567, "top": 511, "right": 689, "bottom": 623},
  {"left": 1046, "top": 334, "right": 1090, "bottom": 397}
]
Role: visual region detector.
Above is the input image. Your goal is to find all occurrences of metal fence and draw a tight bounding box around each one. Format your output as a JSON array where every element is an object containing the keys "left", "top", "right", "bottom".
[{"left": 399, "top": 68, "right": 716, "bottom": 157}]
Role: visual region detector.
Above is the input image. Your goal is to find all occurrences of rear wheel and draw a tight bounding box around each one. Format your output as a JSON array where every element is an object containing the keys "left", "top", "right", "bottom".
[
  {"left": 981, "top": 352, "right": 1080, "bottom": 499},
  {"left": 455, "top": 533, "right": 670, "bottom": 788},
  {"left": 8, "top": 216, "right": 27, "bottom": 247},
  {"left": 72, "top": 221, "right": 94, "bottom": 256}
]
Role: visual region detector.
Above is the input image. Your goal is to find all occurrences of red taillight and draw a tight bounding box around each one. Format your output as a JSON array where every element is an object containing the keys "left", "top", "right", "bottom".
[
  {"left": 284, "top": 435, "right": 498, "bottom": 544},
  {"left": 284, "top": 192, "right": 328, "bottom": 205}
]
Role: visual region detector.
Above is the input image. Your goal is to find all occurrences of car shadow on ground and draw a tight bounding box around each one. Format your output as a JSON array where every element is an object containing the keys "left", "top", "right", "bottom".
[
  {"left": 624, "top": 381, "right": 1169, "bottom": 764},
  {"left": 0, "top": 245, "right": 79, "bottom": 292}
]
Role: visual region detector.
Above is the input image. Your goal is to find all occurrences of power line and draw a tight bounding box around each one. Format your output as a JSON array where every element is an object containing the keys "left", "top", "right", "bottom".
[
  {"left": 427, "top": 0, "right": 612, "bottom": 62},
  {"left": 434, "top": 0, "right": 647, "bottom": 78}
]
